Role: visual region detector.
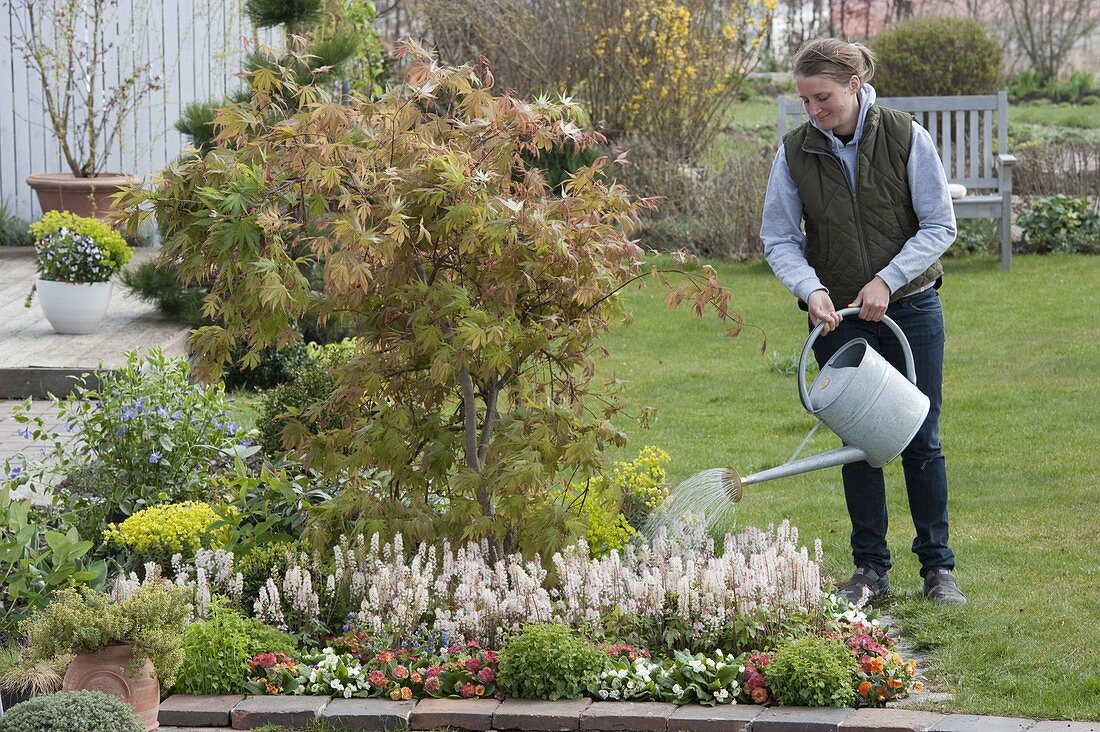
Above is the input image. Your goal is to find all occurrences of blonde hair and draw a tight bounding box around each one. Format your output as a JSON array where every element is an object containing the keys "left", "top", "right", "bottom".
[{"left": 792, "top": 38, "right": 876, "bottom": 86}]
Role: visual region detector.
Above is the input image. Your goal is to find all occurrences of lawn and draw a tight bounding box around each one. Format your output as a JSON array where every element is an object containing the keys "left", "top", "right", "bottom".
[{"left": 597, "top": 252, "right": 1100, "bottom": 720}]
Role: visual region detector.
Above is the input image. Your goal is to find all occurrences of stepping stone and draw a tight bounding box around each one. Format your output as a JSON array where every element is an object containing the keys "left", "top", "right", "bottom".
[
  {"left": 494, "top": 698, "right": 593, "bottom": 731},
  {"left": 230, "top": 695, "right": 330, "bottom": 729},
  {"left": 159, "top": 695, "right": 245, "bottom": 727},
  {"left": 840, "top": 708, "right": 947, "bottom": 731},
  {"left": 411, "top": 698, "right": 502, "bottom": 730},
  {"left": 667, "top": 704, "right": 764, "bottom": 732},
  {"left": 321, "top": 698, "right": 417, "bottom": 730},
  {"left": 580, "top": 701, "right": 678, "bottom": 731},
  {"left": 753, "top": 705, "right": 857, "bottom": 731},
  {"left": 930, "top": 714, "right": 1035, "bottom": 731}
]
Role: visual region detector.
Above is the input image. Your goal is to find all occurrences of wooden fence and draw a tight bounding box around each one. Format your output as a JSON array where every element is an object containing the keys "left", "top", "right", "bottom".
[{"left": 0, "top": 0, "right": 278, "bottom": 220}]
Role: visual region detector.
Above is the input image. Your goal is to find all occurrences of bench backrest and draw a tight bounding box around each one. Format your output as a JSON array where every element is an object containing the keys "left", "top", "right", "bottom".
[{"left": 777, "top": 92, "right": 1009, "bottom": 190}]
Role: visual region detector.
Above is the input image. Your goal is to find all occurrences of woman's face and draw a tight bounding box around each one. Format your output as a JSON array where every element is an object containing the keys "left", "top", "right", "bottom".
[{"left": 795, "top": 74, "right": 861, "bottom": 136}]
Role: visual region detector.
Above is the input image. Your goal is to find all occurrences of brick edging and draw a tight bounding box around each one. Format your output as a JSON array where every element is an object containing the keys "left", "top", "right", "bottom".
[{"left": 157, "top": 695, "right": 1096, "bottom": 731}]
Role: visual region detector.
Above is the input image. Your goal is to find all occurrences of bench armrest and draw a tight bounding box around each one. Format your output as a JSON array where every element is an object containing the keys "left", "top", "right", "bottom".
[{"left": 998, "top": 153, "right": 1017, "bottom": 167}]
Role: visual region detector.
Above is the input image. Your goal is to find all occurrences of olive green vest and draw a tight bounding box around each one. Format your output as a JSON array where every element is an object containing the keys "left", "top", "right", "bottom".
[{"left": 783, "top": 105, "right": 943, "bottom": 308}]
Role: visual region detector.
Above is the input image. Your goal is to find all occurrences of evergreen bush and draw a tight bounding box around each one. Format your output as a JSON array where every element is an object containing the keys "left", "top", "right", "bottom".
[
  {"left": 872, "top": 17, "right": 1001, "bottom": 97},
  {"left": 172, "top": 599, "right": 298, "bottom": 694},
  {"left": 766, "top": 636, "right": 857, "bottom": 707},
  {"left": 0, "top": 690, "right": 142, "bottom": 732},
  {"left": 498, "top": 624, "right": 610, "bottom": 699}
]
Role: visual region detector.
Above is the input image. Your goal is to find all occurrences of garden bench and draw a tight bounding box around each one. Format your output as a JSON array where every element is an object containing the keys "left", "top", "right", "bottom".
[{"left": 777, "top": 92, "right": 1016, "bottom": 269}]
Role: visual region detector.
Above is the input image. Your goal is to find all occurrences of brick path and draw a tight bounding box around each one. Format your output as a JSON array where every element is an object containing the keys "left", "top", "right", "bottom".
[{"left": 154, "top": 695, "right": 1100, "bottom": 731}]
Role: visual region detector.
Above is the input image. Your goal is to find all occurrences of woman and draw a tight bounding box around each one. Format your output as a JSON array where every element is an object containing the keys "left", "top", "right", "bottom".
[{"left": 760, "top": 38, "right": 965, "bottom": 605}]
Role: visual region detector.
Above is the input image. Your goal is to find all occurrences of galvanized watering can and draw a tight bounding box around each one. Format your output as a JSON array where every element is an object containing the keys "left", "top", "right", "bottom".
[{"left": 722, "top": 307, "right": 930, "bottom": 501}]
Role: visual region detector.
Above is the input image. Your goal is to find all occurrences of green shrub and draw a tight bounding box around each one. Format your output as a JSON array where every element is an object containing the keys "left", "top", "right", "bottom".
[
  {"left": 1009, "top": 69, "right": 1100, "bottom": 104},
  {"left": 0, "top": 690, "right": 143, "bottom": 732},
  {"left": 121, "top": 259, "right": 207, "bottom": 326},
  {"left": 767, "top": 636, "right": 857, "bottom": 707},
  {"left": 172, "top": 599, "right": 298, "bottom": 694},
  {"left": 497, "top": 624, "right": 610, "bottom": 700},
  {"left": 210, "top": 458, "right": 335, "bottom": 555},
  {"left": 951, "top": 219, "right": 998, "bottom": 256},
  {"left": 257, "top": 342, "right": 354, "bottom": 455},
  {"left": 0, "top": 200, "right": 33, "bottom": 247},
  {"left": 872, "top": 17, "right": 1001, "bottom": 97},
  {"left": 521, "top": 142, "right": 606, "bottom": 192},
  {"left": 1017, "top": 195, "right": 1100, "bottom": 254},
  {"left": 8, "top": 348, "right": 247, "bottom": 545},
  {"left": 223, "top": 341, "right": 314, "bottom": 392},
  {"left": 21, "top": 584, "right": 192, "bottom": 687}
]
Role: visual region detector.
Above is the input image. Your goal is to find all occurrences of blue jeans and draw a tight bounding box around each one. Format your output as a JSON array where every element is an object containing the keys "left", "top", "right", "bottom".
[{"left": 810, "top": 288, "right": 956, "bottom": 577}]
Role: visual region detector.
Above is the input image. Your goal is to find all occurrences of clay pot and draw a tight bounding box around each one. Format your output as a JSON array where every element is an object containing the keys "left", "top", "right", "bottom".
[
  {"left": 25, "top": 172, "right": 132, "bottom": 220},
  {"left": 63, "top": 644, "right": 160, "bottom": 731}
]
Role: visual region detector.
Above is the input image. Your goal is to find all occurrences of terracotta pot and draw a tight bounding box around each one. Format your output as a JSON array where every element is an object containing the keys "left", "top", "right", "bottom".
[
  {"left": 63, "top": 644, "right": 160, "bottom": 731},
  {"left": 25, "top": 172, "right": 132, "bottom": 220}
]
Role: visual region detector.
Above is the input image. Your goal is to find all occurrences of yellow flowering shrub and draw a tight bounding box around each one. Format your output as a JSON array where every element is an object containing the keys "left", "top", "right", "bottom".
[
  {"left": 570, "top": 445, "right": 671, "bottom": 556},
  {"left": 587, "top": 0, "right": 774, "bottom": 158},
  {"left": 415, "top": 0, "right": 774, "bottom": 161},
  {"left": 103, "top": 501, "right": 226, "bottom": 565}
]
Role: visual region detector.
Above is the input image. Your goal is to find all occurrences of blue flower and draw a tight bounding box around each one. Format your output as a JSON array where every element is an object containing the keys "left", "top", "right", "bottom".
[
  {"left": 17, "top": 426, "right": 31, "bottom": 439},
  {"left": 121, "top": 407, "right": 136, "bottom": 420},
  {"left": 239, "top": 439, "right": 253, "bottom": 448},
  {"left": 157, "top": 407, "right": 170, "bottom": 418},
  {"left": 226, "top": 421, "right": 238, "bottom": 436},
  {"left": 171, "top": 410, "right": 183, "bottom": 420},
  {"left": 8, "top": 466, "right": 22, "bottom": 479},
  {"left": 148, "top": 452, "right": 162, "bottom": 464},
  {"left": 115, "top": 426, "right": 128, "bottom": 437}
]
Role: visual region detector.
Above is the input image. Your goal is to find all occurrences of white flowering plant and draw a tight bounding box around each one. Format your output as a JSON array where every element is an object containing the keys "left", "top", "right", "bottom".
[
  {"left": 297, "top": 648, "right": 373, "bottom": 699},
  {"left": 595, "top": 656, "right": 662, "bottom": 701},
  {"left": 656, "top": 649, "right": 742, "bottom": 706}
]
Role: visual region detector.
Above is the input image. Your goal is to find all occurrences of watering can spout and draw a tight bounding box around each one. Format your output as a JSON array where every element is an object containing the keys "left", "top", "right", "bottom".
[{"left": 723, "top": 445, "right": 869, "bottom": 501}]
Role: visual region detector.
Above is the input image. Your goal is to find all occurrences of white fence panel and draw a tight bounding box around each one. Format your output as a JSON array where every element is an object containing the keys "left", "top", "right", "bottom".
[{"left": 0, "top": 0, "right": 279, "bottom": 221}]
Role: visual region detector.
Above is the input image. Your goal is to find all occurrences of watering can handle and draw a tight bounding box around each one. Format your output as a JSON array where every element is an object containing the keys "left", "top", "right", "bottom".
[{"left": 798, "top": 307, "right": 918, "bottom": 413}]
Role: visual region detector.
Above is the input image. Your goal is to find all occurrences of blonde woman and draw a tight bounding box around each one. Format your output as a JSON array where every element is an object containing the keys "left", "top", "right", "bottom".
[{"left": 760, "top": 38, "right": 965, "bottom": 605}]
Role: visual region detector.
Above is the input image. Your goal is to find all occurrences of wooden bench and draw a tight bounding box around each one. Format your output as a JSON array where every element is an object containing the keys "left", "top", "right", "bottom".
[{"left": 777, "top": 92, "right": 1016, "bottom": 270}]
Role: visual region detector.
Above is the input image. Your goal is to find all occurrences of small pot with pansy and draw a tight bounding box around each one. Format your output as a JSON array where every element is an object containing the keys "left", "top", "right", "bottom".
[{"left": 24, "top": 210, "right": 133, "bottom": 334}]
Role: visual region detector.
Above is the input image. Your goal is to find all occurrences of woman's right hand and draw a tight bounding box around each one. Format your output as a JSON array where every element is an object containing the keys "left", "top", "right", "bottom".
[{"left": 807, "top": 289, "right": 842, "bottom": 335}]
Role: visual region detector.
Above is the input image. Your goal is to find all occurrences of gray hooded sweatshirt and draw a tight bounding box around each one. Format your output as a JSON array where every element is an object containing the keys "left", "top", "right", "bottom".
[{"left": 759, "top": 83, "right": 957, "bottom": 304}]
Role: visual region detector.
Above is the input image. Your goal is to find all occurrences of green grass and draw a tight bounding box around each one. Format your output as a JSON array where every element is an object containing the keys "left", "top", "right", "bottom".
[
  {"left": 596, "top": 253, "right": 1100, "bottom": 720},
  {"left": 1011, "top": 101, "right": 1100, "bottom": 128}
]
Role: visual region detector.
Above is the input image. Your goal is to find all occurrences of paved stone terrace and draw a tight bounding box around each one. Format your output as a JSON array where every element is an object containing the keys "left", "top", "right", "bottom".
[
  {"left": 158, "top": 695, "right": 1100, "bottom": 731},
  {"left": 0, "top": 247, "right": 190, "bottom": 398}
]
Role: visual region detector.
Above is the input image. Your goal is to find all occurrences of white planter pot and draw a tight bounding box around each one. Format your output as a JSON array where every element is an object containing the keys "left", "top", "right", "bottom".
[{"left": 36, "top": 279, "right": 113, "bottom": 334}]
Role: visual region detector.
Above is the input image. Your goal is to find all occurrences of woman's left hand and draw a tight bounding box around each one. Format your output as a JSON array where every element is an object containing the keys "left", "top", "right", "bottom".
[{"left": 849, "top": 277, "right": 891, "bottom": 321}]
